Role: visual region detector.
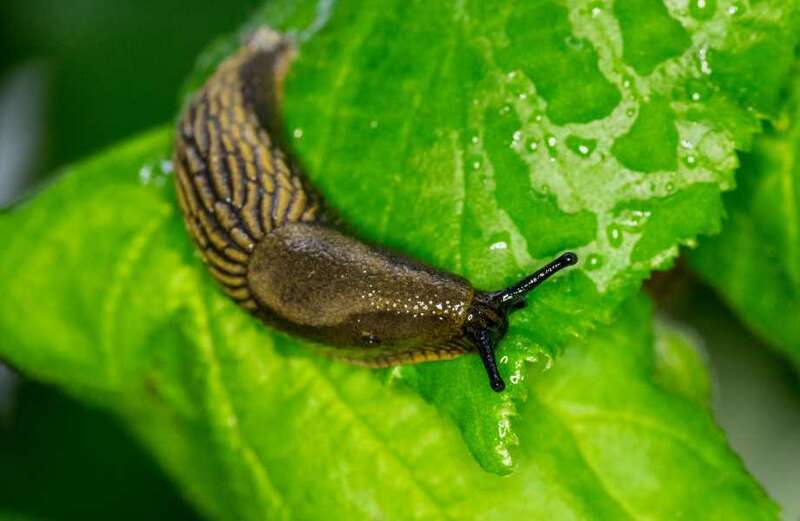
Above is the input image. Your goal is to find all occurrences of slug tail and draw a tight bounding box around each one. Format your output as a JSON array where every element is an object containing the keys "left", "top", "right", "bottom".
[{"left": 174, "top": 26, "right": 324, "bottom": 316}]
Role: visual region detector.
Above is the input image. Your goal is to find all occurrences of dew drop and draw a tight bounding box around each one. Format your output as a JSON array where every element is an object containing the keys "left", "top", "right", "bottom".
[
  {"left": 607, "top": 224, "right": 624, "bottom": 248},
  {"left": 498, "top": 418, "right": 510, "bottom": 438},
  {"left": 138, "top": 164, "right": 153, "bottom": 185},
  {"left": 684, "top": 155, "right": 697, "bottom": 168},
  {"left": 565, "top": 135, "right": 597, "bottom": 158},
  {"left": 685, "top": 78, "right": 712, "bottom": 102},
  {"left": 698, "top": 45, "right": 712, "bottom": 75},
  {"left": 689, "top": 0, "right": 716, "bottom": 20},
  {"left": 546, "top": 135, "right": 558, "bottom": 148},
  {"left": 666, "top": 182, "right": 676, "bottom": 193},
  {"left": 727, "top": 2, "right": 742, "bottom": 15},
  {"left": 160, "top": 160, "right": 174, "bottom": 174},
  {"left": 527, "top": 139, "right": 539, "bottom": 151},
  {"left": 621, "top": 75, "right": 635, "bottom": 90},
  {"left": 293, "top": 128, "right": 304, "bottom": 139},
  {"left": 586, "top": 253, "right": 604, "bottom": 271},
  {"left": 624, "top": 209, "right": 651, "bottom": 230}
]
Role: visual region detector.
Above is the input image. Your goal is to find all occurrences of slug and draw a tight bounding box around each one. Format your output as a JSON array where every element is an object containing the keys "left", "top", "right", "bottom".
[{"left": 173, "top": 28, "right": 577, "bottom": 392}]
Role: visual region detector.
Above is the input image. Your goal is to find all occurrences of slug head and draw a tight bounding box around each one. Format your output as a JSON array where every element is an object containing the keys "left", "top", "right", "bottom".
[{"left": 464, "top": 252, "right": 578, "bottom": 392}]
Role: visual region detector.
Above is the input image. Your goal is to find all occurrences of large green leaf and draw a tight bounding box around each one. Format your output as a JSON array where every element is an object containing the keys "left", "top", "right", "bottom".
[
  {"left": 240, "top": 0, "right": 796, "bottom": 471},
  {"left": 0, "top": 136, "right": 775, "bottom": 516},
  {"left": 2, "top": 0, "right": 798, "bottom": 476},
  {"left": 0, "top": 382, "right": 197, "bottom": 520},
  {"left": 690, "top": 63, "right": 800, "bottom": 369}
]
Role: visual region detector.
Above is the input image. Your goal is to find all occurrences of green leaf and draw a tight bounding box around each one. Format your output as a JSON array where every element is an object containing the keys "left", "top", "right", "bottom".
[
  {"left": 689, "top": 63, "right": 800, "bottom": 369},
  {"left": 240, "top": 0, "right": 797, "bottom": 471},
  {"left": 524, "top": 296, "right": 775, "bottom": 520},
  {"left": 652, "top": 316, "right": 711, "bottom": 407},
  {"left": 0, "top": 145, "right": 776, "bottom": 517},
  {"left": 0, "top": 383, "right": 197, "bottom": 520},
  {"left": 2, "top": 0, "right": 799, "bottom": 477}
]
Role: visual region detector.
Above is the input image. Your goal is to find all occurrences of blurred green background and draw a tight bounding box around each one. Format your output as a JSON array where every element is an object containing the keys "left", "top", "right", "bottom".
[
  {"left": 0, "top": 1, "right": 798, "bottom": 519},
  {"left": 0, "top": 0, "right": 258, "bottom": 192},
  {"left": 0, "top": 1, "right": 258, "bottom": 519}
]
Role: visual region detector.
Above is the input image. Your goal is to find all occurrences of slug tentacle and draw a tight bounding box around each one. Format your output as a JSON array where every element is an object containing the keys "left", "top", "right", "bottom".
[
  {"left": 487, "top": 252, "right": 578, "bottom": 310},
  {"left": 468, "top": 327, "right": 505, "bottom": 392},
  {"left": 462, "top": 251, "right": 577, "bottom": 392},
  {"left": 174, "top": 26, "right": 579, "bottom": 393}
]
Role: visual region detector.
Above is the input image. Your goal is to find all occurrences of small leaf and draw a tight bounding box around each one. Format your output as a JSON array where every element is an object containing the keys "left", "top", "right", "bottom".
[
  {"left": 525, "top": 296, "right": 775, "bottom": 520},
  {"left": 689, "top": 64, "right": 800, "bottom": 369},
  {"left": 652, "top": 316, "right": 711, "bottom": 406}
]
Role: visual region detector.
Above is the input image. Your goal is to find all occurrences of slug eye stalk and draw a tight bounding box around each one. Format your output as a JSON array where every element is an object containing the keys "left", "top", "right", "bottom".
[
  {"left": 491, "top": 252, "right": 578, "bottom": 310},
  {"left": 467, "top": 252, "right": 578, "bottom": 392}
]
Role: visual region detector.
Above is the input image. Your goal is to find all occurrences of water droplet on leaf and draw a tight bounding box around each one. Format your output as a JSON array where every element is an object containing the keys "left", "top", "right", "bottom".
[
  {"left": 565, "top": 135, "right": 597, "bottom": 157},
  {"left": 685, "top": 78, "right": 712, "bottom": 102},
  {"left": 607, "top": 224, "right": 624, "bottom": 248},
  {"left": 689, "top": 0, "right": 716, "bottom": 20},
  {"left": 586, "top": 254, "right": 604, "bottom": 271}
]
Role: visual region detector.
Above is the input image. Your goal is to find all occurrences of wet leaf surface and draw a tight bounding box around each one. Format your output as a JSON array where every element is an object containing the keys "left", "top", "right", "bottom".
[{"left": 0, "top": 1, "right": 796, "bottom": 515}]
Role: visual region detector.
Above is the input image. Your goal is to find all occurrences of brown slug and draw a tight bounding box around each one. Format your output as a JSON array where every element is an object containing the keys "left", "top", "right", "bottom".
[{"left": 173, "top": 27, "right": 577, "bottom": 392}]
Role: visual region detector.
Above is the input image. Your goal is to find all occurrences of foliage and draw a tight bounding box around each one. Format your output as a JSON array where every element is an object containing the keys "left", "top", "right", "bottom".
[
  {"left": 0, "top": 163, "right": 777, "bottom": 515},
  {"left": 690, "top": 65, "right": 800, "bottom": 371},
  {"left": 0, "top": 0, "right": 798, "bottom": 518},
  {"left": 0, "top": 382, "right": 196, "bottom": 520},
  {"left": 252, "top": 0, "right": 797, "bottom": 471}
]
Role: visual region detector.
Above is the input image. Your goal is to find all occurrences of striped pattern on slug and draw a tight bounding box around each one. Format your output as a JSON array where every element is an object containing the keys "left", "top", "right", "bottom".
[{"left": 174, "top": 30, "right": 322, "bottom": 312}]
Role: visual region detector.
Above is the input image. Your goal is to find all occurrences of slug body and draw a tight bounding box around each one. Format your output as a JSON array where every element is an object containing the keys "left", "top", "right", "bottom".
[{"left": 174, "top": 28, "right": 577, "bottom": 392}]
